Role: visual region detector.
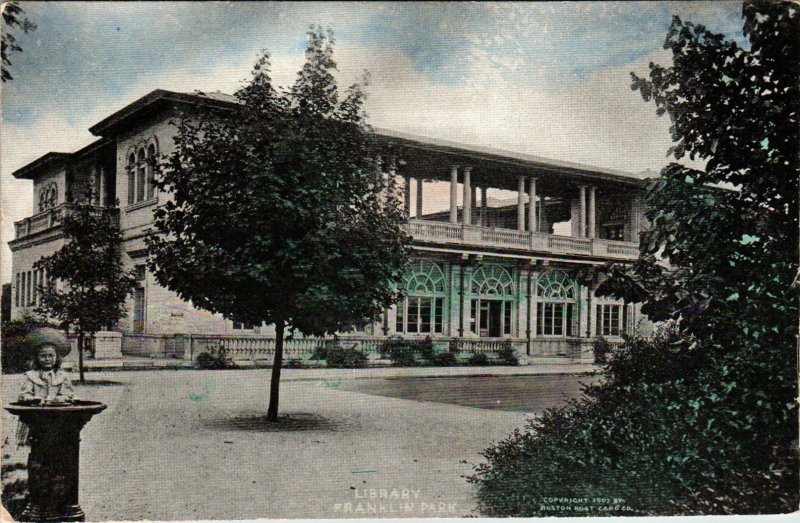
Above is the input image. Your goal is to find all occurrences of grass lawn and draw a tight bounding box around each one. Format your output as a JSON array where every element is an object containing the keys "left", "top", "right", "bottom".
[{"left": 2, "top": 369, "right": 591, "bottom": 520}]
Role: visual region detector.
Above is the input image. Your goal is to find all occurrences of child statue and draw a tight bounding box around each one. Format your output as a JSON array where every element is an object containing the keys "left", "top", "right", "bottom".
[
  {"left": 18, "top": 328, "right": 75, "bottom": 405},
  {"left": 16, "top": 328, "right": 75, "bottom": 446}
]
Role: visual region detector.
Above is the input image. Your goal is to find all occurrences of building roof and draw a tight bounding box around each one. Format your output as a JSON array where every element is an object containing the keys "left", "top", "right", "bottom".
[
  {"left": 15, "top": 89, "right": 651, "bottom": 186},
  {"left": 372, "top": 127, "right": 645, "bottom": 185},
  {"left": 11, "top": 139, "right": 112, "bottom": 180},
  {"left": 11, "top": 152, "right": 73, "bottom": 180}
]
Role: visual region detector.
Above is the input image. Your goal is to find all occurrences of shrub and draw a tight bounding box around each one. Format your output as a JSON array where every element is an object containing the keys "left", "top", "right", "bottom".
[
  {"left": 195, "top": 346, "right": 237, "bottom": 370},
  {"left": 592, "top": 337, "right": 612, "bottom": 364},
  {"left": 380, "top": 337, "right": 434, "bottom": 367},
  {"left": 324, "top": 347, "right": 368, "bottom": 368},
  {"left": 2, "top": 315, "right": 63, "bottom": 374},
  {"left": 469, "top": 323, "right": 798, "bottom": 516},
  {"left": 496, "top": 343, "right": 519, "bottom": 366},
  {"left": 467, "top": 352, "right": 490, "bottom": 366}
]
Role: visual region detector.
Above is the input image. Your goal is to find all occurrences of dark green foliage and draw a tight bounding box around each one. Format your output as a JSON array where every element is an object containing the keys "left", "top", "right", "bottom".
[
  {"left": 195, "top": 346, "right": 237, "bottom": 370},
  {"left": 1, "top": 315, "right": 62, "bottom": 374},
  {"left": 147, "top": 27, "right": 410, "bottom": 420},
  {"left": 467, "top": 352, "right": 490, "bottom": 366},
  {"left": 35, "top": 195, "right": 137, "bottom": 381},
  {"left": 475, "top": 2, "right": 799, "bottom": 515},
  {"left": 380, "top": 337, "right": 434, "bottom": 366},
  {"left": 471, "top": 324, "right": 797, "bottom": 516},
  {"left": 1, "top": 1, "right": 36, "bottom": 82},
  {"left": 496, "top": 342, "right": 519, "bottom": 366},
  {"left": 323, "top": 347, "right": 368, "bottom": 368},
  {"left": 592, "top": 337, "right": 612, "bottom": 364}
]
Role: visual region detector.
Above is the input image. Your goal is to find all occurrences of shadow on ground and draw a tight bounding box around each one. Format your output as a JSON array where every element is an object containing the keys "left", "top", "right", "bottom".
[
  {"left": 202, "top": 412, "right": 352, "bottom": 432},
  {"left": 73, "top": 380, "right": 126, "bottom": 386}
]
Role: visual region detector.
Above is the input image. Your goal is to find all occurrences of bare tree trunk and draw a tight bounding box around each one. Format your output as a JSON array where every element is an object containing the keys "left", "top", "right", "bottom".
[
  {"left": 267, "top": 320, "right": 285, "bottom": 422},
  {"left": 77, "top": 329, "right": 85, "bottom": 383}
]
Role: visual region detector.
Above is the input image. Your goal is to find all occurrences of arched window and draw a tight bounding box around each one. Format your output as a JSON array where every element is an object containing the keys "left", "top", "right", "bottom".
[
  {"left": 536, "top": 270, "right": 578, "bottom": 337},
  {"left": 146, "top": 143, "right": 157, "bottom": 200},
  {"left": 395, "top": 260, "right": 446, "bottom": 334},
  {"left": 136, "top": 148, "right": 146, "bottom": 203},
  {"left": 470, "top": 264, "right": 514, "bottom": 337},
  {"left": 127, "top": 152, "right": 136, "bottom": 205}
]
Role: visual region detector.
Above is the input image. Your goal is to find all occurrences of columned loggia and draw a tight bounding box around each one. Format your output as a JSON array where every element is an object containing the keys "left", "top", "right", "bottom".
[
  {"left": 588, "top": 186, "right": 596, "bottom": 239},
  {"left": 463, "top": 166, "right": 472, "bottom": 226},
  {"left": 578, "top": 185, "right": 587, "bottom": 237},
  {"left": 528, "top": 177, "right": 537, "bottom": 233},
  {"left": 470, "top": 185, "right": 477, "bottom": 225},
  {"left": 449, "top": 165, "right": 459, "bottom": 224},
  {"left": 517, "top": 176, "right": 525, "bottom": 231},
  {"left": 480, "top": 187, "right": 487, "bottom": 226}
]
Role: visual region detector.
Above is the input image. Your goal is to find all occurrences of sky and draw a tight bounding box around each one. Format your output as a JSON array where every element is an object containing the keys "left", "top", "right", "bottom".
[{"left": 0, "top": 1, "right": 746, "bottom": 283}]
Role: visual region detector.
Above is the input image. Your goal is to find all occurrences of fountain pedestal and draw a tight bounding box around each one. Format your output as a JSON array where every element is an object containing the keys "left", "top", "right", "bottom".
[{"left": 4, "top": 401, "right": 106, "bottom": 522}]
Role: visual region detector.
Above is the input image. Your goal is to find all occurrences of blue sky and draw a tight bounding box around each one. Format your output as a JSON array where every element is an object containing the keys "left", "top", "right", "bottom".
[{"left": 1, "top": 1, "right": 745, "bottom": 281}]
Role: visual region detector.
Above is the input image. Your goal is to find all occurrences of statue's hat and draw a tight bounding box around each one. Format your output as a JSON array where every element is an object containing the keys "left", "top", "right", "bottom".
[{"left": 24, "top": 328, "right": 72, "bottom": 357}]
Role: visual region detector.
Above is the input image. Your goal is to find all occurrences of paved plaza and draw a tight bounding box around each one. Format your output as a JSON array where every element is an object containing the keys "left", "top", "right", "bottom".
[{"left": 2, "top": 367, "right": 596, "bottom": 520}]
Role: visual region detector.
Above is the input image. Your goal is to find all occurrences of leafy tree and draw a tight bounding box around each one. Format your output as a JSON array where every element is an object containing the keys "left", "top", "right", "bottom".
[
  {"left": 598, "top": 0, "right": 799, "bottom": 510},
  {"left": 35, "top": 194, "right": 137, "bottom": 382},
  {"left": 472, "top": 1, "right": 799, "bottom": 515},
  {"left": 2, "top": 1, "right": 36, "bottom": 82},
  {"left": 147, "top": 27, "right": 410, "bottom": 421}
]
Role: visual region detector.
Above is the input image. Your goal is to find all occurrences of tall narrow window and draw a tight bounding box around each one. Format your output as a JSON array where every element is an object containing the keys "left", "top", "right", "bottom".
[
  {"left": 32, "top": 270, "right": 38, "bottom": 306},
  {"left": 133, "top": 264, "right": 146, "bottom": 333},
  {"left": 146, "top": 144, "right": 157, "bottom": 200},
  {"left": 127, "top": 153, "right": 136, "bottom": 205},
  {"left": 136, "top": 148, "right": 146, "bottom": 202},
  {"left": 27, "top": 271, "right": 32, "bottom": 306},
  {"left": 15, "top": 273, "right": 20, "bottom": 307}
]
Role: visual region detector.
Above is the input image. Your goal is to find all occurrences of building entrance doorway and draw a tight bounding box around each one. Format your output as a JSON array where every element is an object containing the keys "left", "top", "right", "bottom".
[{"left": 472, "top": 299, "right": 510, "bottom": 337}]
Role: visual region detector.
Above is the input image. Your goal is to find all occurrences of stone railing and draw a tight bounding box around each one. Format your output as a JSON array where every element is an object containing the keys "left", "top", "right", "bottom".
[
  {"left": 407, "top": 219, "right": 639, "bottom": 260},
  {"left": 123, "top": 333, "right": 610, "bottom": 363},
  {"left": 14, "top": 203, "right": 118, "bottom": 240}
]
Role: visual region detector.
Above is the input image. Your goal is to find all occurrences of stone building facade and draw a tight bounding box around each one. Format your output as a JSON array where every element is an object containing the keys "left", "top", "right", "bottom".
[{"left": 9, "top": 90, "right": 653, "bottom": 361}]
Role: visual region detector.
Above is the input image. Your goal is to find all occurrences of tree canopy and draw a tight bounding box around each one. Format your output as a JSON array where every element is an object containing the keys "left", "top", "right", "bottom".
[
  {"left": 474, "top": 2, "right": 799, "bottom": 515},
  {"left": 2, "top": 1, "right": 36, "bottom": 82},
  {"left": 147, "top": 27, "right": 410, "bottom": 419}
]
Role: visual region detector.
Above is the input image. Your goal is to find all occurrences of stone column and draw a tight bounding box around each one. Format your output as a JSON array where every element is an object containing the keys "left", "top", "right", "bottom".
[
  {"left": 579, "top": 185, "right": 587, "bottom": 237},
  {"left": 470, "top": 185, "right": 477, "bottom": 225},
  {"left": 588, "top": 186, "right": 597, "bottom": 239},
  {"left": 480, "top": 186, "right": 488, "bottom": 226},
  {"left": 517, "top": 176, "right": 526, "bottom": 231},
  {"left": 449, "top": 165, "right": 459, "bottom": 224},
  {"left": 528, "top": 178, "right": 537, "bottom": 232},
  {"left": 463, "top": 166, "right": 472, "bottom": 226},
  {"left": 416, "top": 178, "right": 424, "bottom": 218}
]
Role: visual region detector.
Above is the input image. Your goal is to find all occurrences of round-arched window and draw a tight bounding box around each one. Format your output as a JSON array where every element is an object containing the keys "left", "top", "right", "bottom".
[
  {"left": 127, "top": 152, "right": 136, "bottom": 205},
  {"left": 396, "top": 260, "right": 446, "bottom": 335},
  {"left": 470, "top": 264, "right": 514, "bottom": 337},
  {"left": 537, "top": 270, "right": 577, "bottom": 301},
  {"left": 146, "top": 143, "right": 157, "bottom": 200},
  {"left": 471, "top": 264, "right": 513, "bottom": 296},
  {"left": 536, "top": 270, "right": 579, "bottom": 337}
]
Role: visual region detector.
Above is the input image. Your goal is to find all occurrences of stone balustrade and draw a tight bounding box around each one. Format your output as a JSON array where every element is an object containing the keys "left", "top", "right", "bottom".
[
  {"left": 14, "top": 204, "right": 118, "bottom": 240},
  {"left": 407, "top": 219, "right": 639, "bottom": 260}
]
